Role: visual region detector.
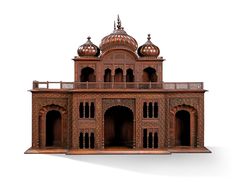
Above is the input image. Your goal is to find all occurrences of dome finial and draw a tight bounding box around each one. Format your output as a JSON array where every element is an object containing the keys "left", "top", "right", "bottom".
[
  {"left": 147, "top": 34, "right": 151, "bottom": 41},
  {"left": 117, "top": 14, "right": 122, "bottom": 29},
  {"left": 87, "top": 36, "right": 91, "bottom": 41}
]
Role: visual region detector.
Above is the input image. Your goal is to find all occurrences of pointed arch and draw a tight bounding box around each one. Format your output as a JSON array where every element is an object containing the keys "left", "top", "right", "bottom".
[
  {"left": 80, "top": 67, "right": 96, "bottom": 82},
  {"left": 38, "top": 104, "right": 67, "bottom": 148},
  {"left": 170, "top": 104, "right": 197, "bottom": 147},
  {"left": 142, "top": 67, "right": 157, "bottom": 82}
]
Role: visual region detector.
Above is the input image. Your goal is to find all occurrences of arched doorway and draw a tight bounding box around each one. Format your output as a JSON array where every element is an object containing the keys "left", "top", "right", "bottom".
[
  {"left": 142, "top": 67, "right": 157, "bottom": 82},
  {"left": 114, "top": 68, "right": 123, "bottom": 82},
  {"left": 175, "top": 110, "right": 190, "bottom": 146},
  {"left": 46, "top": 110, "right": 62, "bottom": 147},
  {"left": 104, "top": 68, "right": 112, "bottom": 82},
  {"left": 104, "top": 106, "right": 133, "bottom": 148},
  {"left": 80, "top": 67, "right": 96, "bottom": 82},
  {"left": 126, "top": 69, "right": 134, "bottom": 82}
]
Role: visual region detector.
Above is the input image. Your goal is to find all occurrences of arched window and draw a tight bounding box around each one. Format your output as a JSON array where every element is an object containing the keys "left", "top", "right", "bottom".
[
  {"left": 143, "top": 102, "right": 147, "bottom": 118},
  {"left": 90, "top": 102, "right": 95, "bottom": 118},
  {"left": 148, "top": 102, "right": 153, "bottom": 118},
  {"left": 154, "top": 132, "right": 158, "bottom": 148},
  {"left": 79, "top": 102, "right": 84, "bottom": 118},
  {"left": 90, "top": 133, "right": 95, "bottom": 149},
  {"left": 143, "top": 129, "right": 147, "bottom": 148},
  {"left": 85, "top": 102, "right": 89, "bottom": 118},
  {"left": 85, "top": 133, "right": 89, "bottom": 149},
  {"left": 142, "top": 67, "right": 157, "bottom": 82},
  {"left": 114, "top": 68, "right": 123, "bottom": 82},
  {"left": 154, "top": 102, "right": 158, "bottom": 118},
  {"left": 126, "top": 69, "right": 134, "bottom": 82},
  {"left": 80, "top": 67, "right": 96, "bottom": 82},
  {"left": 79, "top": 132, "right": 83, "bottom": 149},
  {"left": 148, "top": 132, "right": 153, "bottom": 148},
  {"left": 104, "top": 68, "right": 112, "bottom": 82}
]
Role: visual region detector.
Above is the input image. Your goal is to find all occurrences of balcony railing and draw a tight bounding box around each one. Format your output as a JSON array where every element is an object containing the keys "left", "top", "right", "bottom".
[{"left": 32, "top": 81, "right": 203, "bottom": 90}]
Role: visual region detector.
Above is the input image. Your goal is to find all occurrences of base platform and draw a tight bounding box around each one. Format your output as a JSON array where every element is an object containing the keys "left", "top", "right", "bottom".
[{"left": 25, "top": 147, "right": 211, "bottom": 155}]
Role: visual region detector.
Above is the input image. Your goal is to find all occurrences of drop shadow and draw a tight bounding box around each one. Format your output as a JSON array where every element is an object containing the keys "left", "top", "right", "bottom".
[{"left": 51, "top": 147, "right": 229, "bottom": 177}]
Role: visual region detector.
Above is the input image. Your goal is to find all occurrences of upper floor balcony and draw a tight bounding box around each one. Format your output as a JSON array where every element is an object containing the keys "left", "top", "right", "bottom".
[{"left": 32, "top": 81, "right": 204, "bottom": 91}]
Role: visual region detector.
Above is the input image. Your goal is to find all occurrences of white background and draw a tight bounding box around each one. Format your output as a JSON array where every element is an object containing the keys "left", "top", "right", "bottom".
[{"left": 0, "top": 0, "right": 236, "bottom": 181}]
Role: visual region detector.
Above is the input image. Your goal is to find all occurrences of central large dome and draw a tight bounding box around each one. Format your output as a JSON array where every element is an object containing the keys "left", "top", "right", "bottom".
[{"left": 99, "top": 16, "right": 138, "bottom": 53}]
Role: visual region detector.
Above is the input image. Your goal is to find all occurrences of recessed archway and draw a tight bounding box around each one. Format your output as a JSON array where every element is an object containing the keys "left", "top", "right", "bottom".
[
  {"left": 46, "top": 110, "right": 62, "bottom": 147},
  {"left": 104, "top": 106, "right": 133, "bottom": 148},
  {"left": 114, "top": 68, "right": 123, "bottom": 82},
  {"left": 142, "top": 67, "right": 157, "bottom": 82},
  {"left": 175, "top": 110, "right": 190, "bottom": 146},
  {"left": 104, "top": 68, "right": 112, "bottom": 82},
  {"left": 126, "top": 68, "right": 134, "bottom": 82},
  {"left": 80, "top": 67, "right": 96, "bottom": 82}
]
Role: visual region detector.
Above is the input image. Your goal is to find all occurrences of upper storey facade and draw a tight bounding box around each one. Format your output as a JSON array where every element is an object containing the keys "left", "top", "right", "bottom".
[{"left": 32, "top": 16, "right": 203, "bottom": 92}]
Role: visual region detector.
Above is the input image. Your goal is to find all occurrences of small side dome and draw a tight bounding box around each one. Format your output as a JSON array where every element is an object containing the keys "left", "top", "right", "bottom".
[
  {"left": 138, "top": 34, "right": 160, "bottom": 57},
  {"left": 78, "top": 36, "right": 100, "bottom": 57}
]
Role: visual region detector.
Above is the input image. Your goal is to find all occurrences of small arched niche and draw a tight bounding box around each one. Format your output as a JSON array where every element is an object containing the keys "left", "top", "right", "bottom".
[
  {"left": 142, "top": 67, "right": 157, "bottom": 82},
  {"left": 80, "top": 67, "right": 96, "bottom": 82}
]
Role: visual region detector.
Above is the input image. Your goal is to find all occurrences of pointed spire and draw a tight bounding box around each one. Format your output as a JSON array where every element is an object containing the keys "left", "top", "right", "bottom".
[
  {"left": 86, "top": 36, "right": 92, "bottom": 44},
  {"left": 147, "top": 34, "right": 151, "bottom": 41},
  {"left": 117, "top": 14, "right": 122, "bottom": 29}
]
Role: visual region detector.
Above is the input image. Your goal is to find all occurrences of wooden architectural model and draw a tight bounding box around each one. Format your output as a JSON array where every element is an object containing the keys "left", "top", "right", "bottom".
[{"left": 26, "top": 16, "right": 210, "bottom": 154}]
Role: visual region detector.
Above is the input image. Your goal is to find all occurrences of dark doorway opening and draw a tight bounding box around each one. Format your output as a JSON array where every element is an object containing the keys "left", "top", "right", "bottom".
[
  {"left": 114, "top": 68, "right": 123, "bottom": 82},
  {"left": 142, "top": 67, "right": 157, "bottom": 82},
  {"left": 80, "top": 67, "right": 96, "bottom": 82},
  {"left": 46, "top": 110, "right": 62, "bottom": 147},
  {"left": 104, "top": 68, "right": 112, "bottom": 82},
  {"left": 104, "top": 106, "right": 133, "bottom": 148},
  {"left": 126, "top": 69, "right": 134, "bottom": 82},
  {"left": 175, "top": 110, "right": 190, "bottom": 146}
]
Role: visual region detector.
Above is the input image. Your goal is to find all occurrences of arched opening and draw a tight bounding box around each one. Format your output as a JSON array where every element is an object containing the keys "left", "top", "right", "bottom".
[
  {"left": 175, "top": 110, "right": 190, "bottom": 146},
  {"left": 104, "top": 106, "right": 133, "bottom": 148},
  {"left": 142, "top": 67, "right": 157, "bottom": 82},
  {"left": 80, "top": 67, "right": 96, "bottom": 82},
  {"left": 104, "top": 68, "right": 112, "bottom": 82},
  {"left": 126, "top": 69, "right": 134, "bottom": 82},
  {"left": 114, "top": 68, "right": 123, "bottom": 82},
  {"left": 46, "top": 110, "right": 62, "bottom": 147}
]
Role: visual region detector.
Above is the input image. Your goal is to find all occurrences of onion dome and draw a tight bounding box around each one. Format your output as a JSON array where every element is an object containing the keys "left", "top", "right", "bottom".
[
  {"left": 138, "top": 34, "right": 160, "bottom": 57},
  {"left": 77, "top": 36, "right": 100, "bottom": 57},
  {"left": 99, "top": 15, "right": 138, "bottom": 53}
]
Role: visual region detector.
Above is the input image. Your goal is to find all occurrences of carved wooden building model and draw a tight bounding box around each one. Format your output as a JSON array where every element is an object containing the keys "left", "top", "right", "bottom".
[{"left": 26, "top": 16, "right": 209, "bottom": 154}]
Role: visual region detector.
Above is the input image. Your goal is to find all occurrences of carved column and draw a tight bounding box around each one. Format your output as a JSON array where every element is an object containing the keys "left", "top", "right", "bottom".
[
  {"left": 71, "top": 95, "right": 78, "bottom": 149},
  {"left": 95, "top": 97, "right": 102, "bottom": 149},
  {"left": 198, "top": 95, "right": 204, "bottom": 147},
  {"left": 190, "top": 110, "right": 195, "bottom": 147},
  {"left": 32, "top": 95, "right": 39, "bottom": 148},
  {"left": 135, "top": 98, "right": 142, "bottom": 149}
]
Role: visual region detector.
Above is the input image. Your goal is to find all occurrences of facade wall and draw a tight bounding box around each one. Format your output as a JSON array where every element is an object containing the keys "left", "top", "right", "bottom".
[{"left": 31, "top": 91, "right": 204, "bottom": 150}]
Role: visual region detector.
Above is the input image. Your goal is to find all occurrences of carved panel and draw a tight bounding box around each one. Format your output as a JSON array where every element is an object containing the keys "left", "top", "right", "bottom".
[
  {"left": 169, "top": 97, "right": 199, "bottom": 109},
  {"left": 102, "top": 98, "right": 135, "bottom": 113}
]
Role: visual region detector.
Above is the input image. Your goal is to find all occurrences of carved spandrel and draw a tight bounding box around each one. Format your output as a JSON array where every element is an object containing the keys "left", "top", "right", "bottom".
[
  {"left": 170, "top": 97, "right": 199, "bottom": 108},
  {"left": 102, "top": 98, "right": 135, "bottom": 113}
]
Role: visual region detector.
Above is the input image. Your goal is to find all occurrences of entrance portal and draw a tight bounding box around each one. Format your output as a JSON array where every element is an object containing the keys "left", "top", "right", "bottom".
[
  {"left": 46, "top": 110, "right": 62, "bottom": 147},
  {"left": 104, "top": 106, "right": 133, "bottom": 148},
  {"left": 175, "top": 110, "right": 190, "bottom": 146}
]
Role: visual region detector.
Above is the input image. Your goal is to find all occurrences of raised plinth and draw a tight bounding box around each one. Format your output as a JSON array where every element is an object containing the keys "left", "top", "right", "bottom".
[{"left": 25, "top": 147, "right": 211, "bottom": 155}]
